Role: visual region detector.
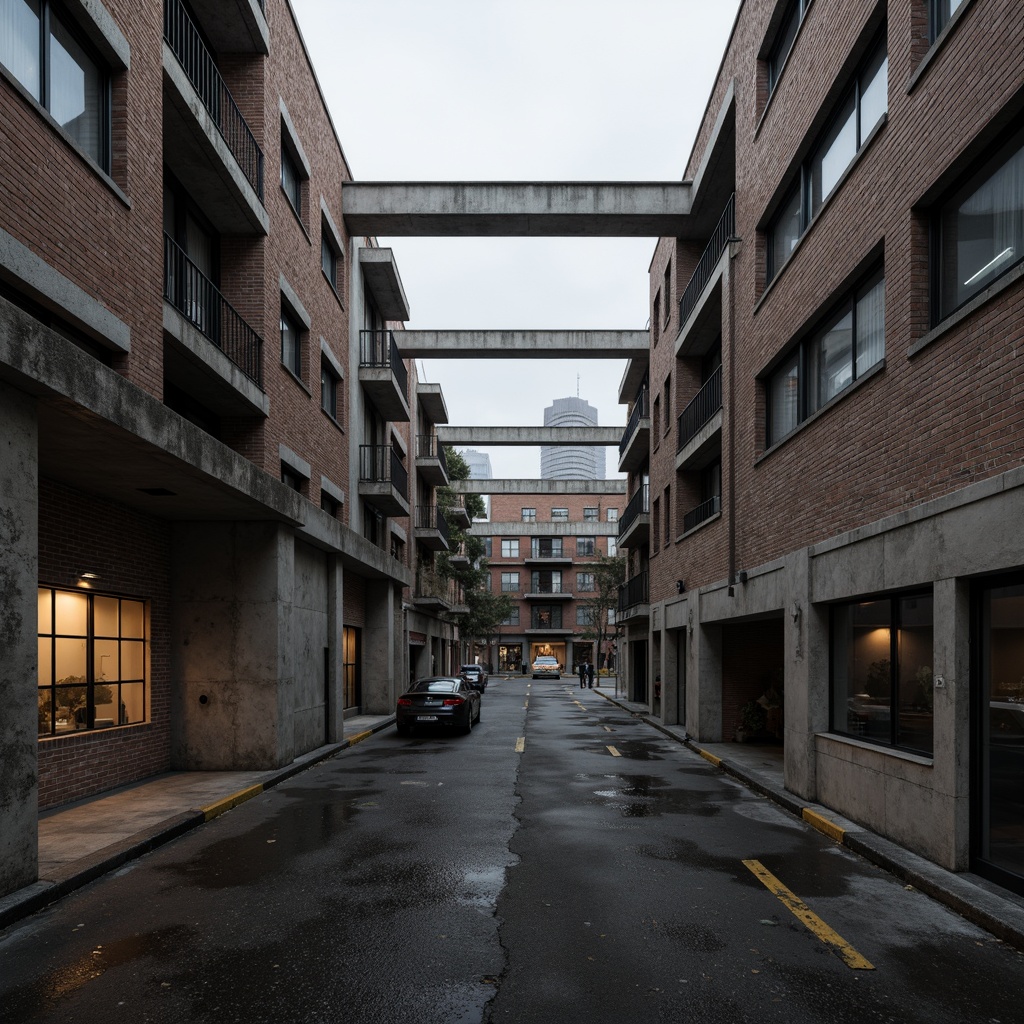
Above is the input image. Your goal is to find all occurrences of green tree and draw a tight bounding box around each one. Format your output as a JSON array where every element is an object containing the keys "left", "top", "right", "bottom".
[
  {"left": 577, "top": 552, "right": 626, "bottom": 670},
  {"left": 436, "top": 448, "right": 512, "bottom": 648}
]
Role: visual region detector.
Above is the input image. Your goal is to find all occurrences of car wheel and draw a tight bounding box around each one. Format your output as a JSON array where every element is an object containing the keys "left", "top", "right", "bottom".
[
  {"left": 463, "top": 708, "right": 473, "bottom": 734},
  {"left": 475, "top": 703, "right": 482, "bottom": 723}
]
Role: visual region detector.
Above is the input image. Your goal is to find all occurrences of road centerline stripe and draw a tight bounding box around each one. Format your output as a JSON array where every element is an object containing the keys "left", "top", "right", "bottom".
[
  {"left": 742, "top": 859, "right": 874, "bottom": 970},
  {"left": 515, "top": 737, "right": 525, "bottom": 753},
  {"left": 606, "top": 745, "right": 621, "bottom": 757}
]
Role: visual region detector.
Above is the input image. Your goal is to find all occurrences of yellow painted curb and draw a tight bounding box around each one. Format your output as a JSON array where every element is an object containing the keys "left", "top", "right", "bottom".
[
  {"left": 202, "top": 784, "right": 264, "bottom": 822},
  {"left": 698, "top": 749, "right": 722, "bottom": 767},
  {"left": 347, "top": 729, "right": 373, "bottom": 747},
  {"left": 803, "top": 807, "right": 846, "bottom": 843}
]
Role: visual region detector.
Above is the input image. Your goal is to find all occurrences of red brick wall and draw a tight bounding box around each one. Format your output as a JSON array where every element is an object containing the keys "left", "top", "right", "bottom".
[{"left": 36, "top": 480, "right": 172, "bottom": 809}]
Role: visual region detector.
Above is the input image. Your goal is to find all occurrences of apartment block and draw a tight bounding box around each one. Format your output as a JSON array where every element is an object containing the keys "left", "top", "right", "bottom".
[
  {"left": 0, "top": 0, "right": 463, "bottom": 899},
  {"left": 621, "top": 0, "right": 1024, "bottom": 896}
]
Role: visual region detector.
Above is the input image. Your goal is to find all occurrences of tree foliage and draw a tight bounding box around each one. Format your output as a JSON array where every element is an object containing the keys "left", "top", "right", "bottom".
[{"left": 577, "top": 552, "right": 626, "bottom": 667}]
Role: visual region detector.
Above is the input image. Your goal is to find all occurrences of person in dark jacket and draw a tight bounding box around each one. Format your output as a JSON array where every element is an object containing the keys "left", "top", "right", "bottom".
[
  {"left": 578, "top": 661, "right": 587, "bottom": 689},
  {"left": 587, "top": 662, "right": 596, "bottom": 688}
]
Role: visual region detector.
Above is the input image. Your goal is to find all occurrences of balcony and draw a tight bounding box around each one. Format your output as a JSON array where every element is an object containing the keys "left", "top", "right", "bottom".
[
  {"left": 416, "top": 434, "right": 449, "bottom": 487},
  {"left": 618, "top": 572, "right": 650, "bottom": 623},
  {"left": 618, "top": 388, "right": 650, "bottom": 473},
  {"left": 162, "top": 0, "right": 268, "bottom": 235},
  {"left": 676, "top": 365, "right": 723, "bottom": 471},
  {"left": 525, "top": 582, "right": 573, "bottom": 600},
  {"left": 359, "top": 330, "right": 410, "bottom": 422},
  {"left": 617, "top": 483, "right": 650, "bottom": 549},
  {"left": 447, "top": 502, "right": 472, "bottom": 529},
  {"left": 416, "top": 381, "right": 448, "bottom": 425},
  {"left": 358, "top": 445, "right": 410, "bottom": 518},
  {"left": 413, "top": 567, "right": 457, "bottom": 611},
  {"left": 187, "top": 0, "right": 269, "bottom": 54},
  {"left": 415, "top": 504, "right": 451, "bottom": 552},
  {"left": 162, "top": 234, "right": 267, "bottom": 416},
  {"left": 678, "top": 194, "right": 734, "bottom": 332},
  {"left": 526, "top": 541, "right": 571, "bottom": 565},
  {"left": 683, "top": 495, "right": 721, "bottom": 534}
]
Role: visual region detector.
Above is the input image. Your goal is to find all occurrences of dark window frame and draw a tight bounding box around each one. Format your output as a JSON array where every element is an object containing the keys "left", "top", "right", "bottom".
[
  {"left": 280, "top": 302, "right": 303, "bottom": 379},
  {"left": 320, "top": 357, "right": 340, "bottom": 421},
  {"left": 280, "top": 132, "right": 303, "bottom": 218}
]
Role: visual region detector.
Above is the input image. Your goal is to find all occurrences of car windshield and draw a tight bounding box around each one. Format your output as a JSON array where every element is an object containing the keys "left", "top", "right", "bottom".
[
  {"left": 408, "top": 679, "right": 459, "bottom": 693},
  {"left": 535, "top": 657, "right": 557, "bottom": 664}
]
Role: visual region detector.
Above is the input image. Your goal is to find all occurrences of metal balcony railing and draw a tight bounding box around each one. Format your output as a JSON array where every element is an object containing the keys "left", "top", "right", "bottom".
[
  {"left": 359, "top": 445, "right": 408, "bottom": 498},
  {"left": 530, "top": 540, "right": 565, "bottom": 558},
  {"left": 163, "top": 234, "right": 263, "bottom": 387},
  {"left": 683, "top": 495, "right": 721, "bottom": 533},
  {"left": 618, "top": 482, "right": 650, "bottom": 537},
  {"left": 618, "top": 571, "right": 649, "bottom": 612},
  {"left": 359, "top": 330, "right": 408, "bottom": 400},
  {"left": 416, "top": 505, "right": 451, "bottom": 546},
  {"left": 677, "top": 365, "right": 723, "bottom": 452},
  {"left": 530, "top": 579, "right": 566, "bottom": 594},
  {"left": 416, "top": 434, "right": 449, "bottom": 474},
  {"left": 619, "top": 388, "right": 649, "bottom": 455},
  {"left": 164, "top": 0, "right": 264, "bottom": 199},
  {"left": 678, "top": 193, "right": 735, "bottom": 328}
]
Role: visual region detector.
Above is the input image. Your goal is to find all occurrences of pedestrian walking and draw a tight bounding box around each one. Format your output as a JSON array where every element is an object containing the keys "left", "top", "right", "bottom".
[
  {"left": 587, "top": 662, "right": 595, "bottom": 689},
  {"left": 578, "top": 661, "right": 587, "bottom": 689}
]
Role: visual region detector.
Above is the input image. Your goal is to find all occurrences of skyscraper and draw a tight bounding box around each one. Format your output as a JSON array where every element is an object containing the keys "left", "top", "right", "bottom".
[
  {"left": 460, "top": 449, "right": 492, "bottom": 519},
  {"left": 541, "top": 397, "right": 606, "bottom": 480}
]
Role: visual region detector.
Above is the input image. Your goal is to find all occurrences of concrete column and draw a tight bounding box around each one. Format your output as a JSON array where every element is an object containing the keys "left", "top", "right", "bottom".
[
  {"left": 0, "top": 382, "right": 39, "bottom": 897},
  {"left": 661, "top": 626, "right": 682, "bottom": 725},
  {"left": 690, "top": 591, "right": 724, "bottom": 741},
  {"left": 783, "top": 548, "right": 828, "bottom": 800},
  {"left": 326, "top": 554, "right": 345, "bottom": 743},
  {"left": 170, "top": 522, "right": 294, "bottom": 770},
  {"left": 362, "top": 579, "right": 397, "bottom": 714},
  {"left": 932, "top": 577, "right": 972, "bottom": 869}
]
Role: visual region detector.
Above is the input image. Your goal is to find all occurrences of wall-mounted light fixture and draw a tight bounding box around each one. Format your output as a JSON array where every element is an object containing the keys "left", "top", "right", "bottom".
[
  {"left": 78, "top": 571, "right": 101, "bottom": 586},
  {"left": 676, "top": 580, "right": 686, "bottom": 594},
  {"left": 738, "top": 570, "right": 748, "bottom": 584}
]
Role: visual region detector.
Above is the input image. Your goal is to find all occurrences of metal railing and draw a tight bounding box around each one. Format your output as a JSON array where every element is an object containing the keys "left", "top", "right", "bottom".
[
  {"left": 164, "top": 0, "right": 264, "bottom": 199},
  {"left": 358, "top": 445, "right": 408, "bottom": 498},
  {"left": 416, "top": 434, "right": 449, "bottom": 475},
  {"left": 529, "top": 579, "right": 566, "bottom": 594},
  {"left": 415, "top": 505, "right": 451, "bottom": 547},
  {"left": 618, "top": 571, "right": 649, "bottom": 612},
  {"left": 619, "top": 388, "right": 649, "bottom": 455},
  {"left": 359, "top": 330, "right": 408, "bottom": 400},
  {"left": 618, "top": 482, "right": 650, "bottom": 537},
  {"left": 416, "top": 567, "right": 457, "bottom": 604},
  {"left": 677, "top": 365, "right": 723, "bottom": 452},
  {"left": 163, "top": 234, "right": 263, "bottom": 387},
  {"left": 683, "top": 495, "right": 721, "bottom": 533},
  {"left": 530, "top": 540, "right": 565, "bottom": 558},
  {"left": 678, "top": 193, "right": 735, "bottom": 328}
]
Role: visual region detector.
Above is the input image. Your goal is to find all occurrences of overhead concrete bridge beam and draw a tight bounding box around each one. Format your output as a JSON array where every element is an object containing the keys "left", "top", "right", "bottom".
[
  {"left": 437, "top": 427, "right": 623, "bottom": 446},
  {"left": 342, "top": 182, "right": 693, "bottom": 237},
  {"left": 451, "top": 479, "right": 628, "bottom": 495},
  {"left": 398, "top": 330, "right": 648, "bottom": 360}
]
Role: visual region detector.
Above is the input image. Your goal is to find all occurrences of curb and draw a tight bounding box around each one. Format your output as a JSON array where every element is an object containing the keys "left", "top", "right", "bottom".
[
  {"left": 0, "top": 716, "right": 396, "bottom": 933},
  {"left": 593, "top": 689, "right": 1024, "bottom": 952}
]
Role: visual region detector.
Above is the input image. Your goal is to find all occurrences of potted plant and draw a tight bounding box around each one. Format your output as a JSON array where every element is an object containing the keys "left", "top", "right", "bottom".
[{"left": 736, "top": 700, "right": 767, "bottom": 742}]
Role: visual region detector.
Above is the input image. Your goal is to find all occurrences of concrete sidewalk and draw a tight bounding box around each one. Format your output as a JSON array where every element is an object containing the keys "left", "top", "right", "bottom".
[
  {"left": 0, "top": 713, "right": 394, "bottom": 931},
  {"left": 592, "top": 688, "right": 1024, "bottom": 953}
]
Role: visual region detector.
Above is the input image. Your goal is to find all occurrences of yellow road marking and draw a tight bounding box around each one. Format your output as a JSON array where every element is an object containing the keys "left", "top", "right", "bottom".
[
  {"left": 606, "top": 745, "right": 621, "bottom": 757},
  {"left": 742, "top": 859, "right": 874, "bottom": 970},
  {"left": 698, "top": 749, "right": 722, "bottom": 767},
  {"left": 524, "top": 698, "right": 529, "bottom": 708},
  {"left": 202, "top": 784, "right": 263, "bottom": 822},
  {"left": 603, "top": 726, "right": 613, "bottom": 732},
  {"left": 515, "top": 737, "right": 526, "bottom": 753},
  {"left": 347, "top": 729, "right": 373, "bottom": 747}
]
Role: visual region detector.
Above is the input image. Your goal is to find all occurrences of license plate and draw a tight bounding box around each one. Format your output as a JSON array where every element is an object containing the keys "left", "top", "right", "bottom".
[{"left": 417, "top": 715, "right": 438, "bottom": 721}]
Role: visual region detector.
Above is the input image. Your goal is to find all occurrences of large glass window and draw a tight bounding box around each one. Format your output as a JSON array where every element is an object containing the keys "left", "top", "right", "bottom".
[
  {"left": 830, "top": 591, "right": 934, "bottom": 754},
  {"left": 935, "top": 125, "right": 1024, "bottom": 321},
  {"left": 1, "top": 0, "right": 109, "bottom": 169},
  {"left": 767, "top": 270, "right": 885, "bottom": 446},
  {"left": 501, "top": 539, "right": 519, "bottom": 559},
  {"left": 281, "top": 306, "right": 302, "bottom": 377},
  {"left": 767, "top": 0, "right": 810, "bottom": 95},
  {"left": 37, "top": 587, "right": 146, "bottom": 736},
  {"left": 767, "top": 35, "right": 887, "bottom": 282},
  {"left": 532, "top": 538, "right": 563, "bottom": 558},
  {"left": 930, "top": 0, "right": 965, "bottom": 41},
  {"left": 531, "top": 570, "right": 563, "bottom": 594}
]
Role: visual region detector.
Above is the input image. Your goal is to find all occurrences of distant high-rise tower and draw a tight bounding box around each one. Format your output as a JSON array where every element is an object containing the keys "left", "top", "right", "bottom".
[
  {"left": 459, "top": 449, "right": 492, "bottom": 520},
  {"left": 541, "top": 397, "right": 606, "bottom": 480}
]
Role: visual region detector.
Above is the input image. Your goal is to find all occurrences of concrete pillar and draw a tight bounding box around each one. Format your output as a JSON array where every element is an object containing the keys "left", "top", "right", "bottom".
[
  {"left": 690, "top": 591, "right": 724, "bottom": 741},
  {"left": 362, "top": 579, "right": 397, "bottom": 714},
  {"left": 0, "top": 382, "right": 39, "bottom": 897},
  {"left": 170, "top": 522, "right": 294, "bottom": 770},
  {"left": 661, "top": 627, "right": 682, "bottom": 726},
  {"left": 783, "top": 548, "right": 828, "bottom": 800},
  {"left": 326, "top": 554, "right": 345, "bottom": 743},
  {"left": 932, "top": 577, "right": 972, "bottom": 870}
]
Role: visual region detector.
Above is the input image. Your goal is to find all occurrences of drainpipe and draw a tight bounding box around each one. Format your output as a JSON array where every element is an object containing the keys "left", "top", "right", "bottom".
[{"left": 727, "top": 238, "right": 739, "bottom": 596}]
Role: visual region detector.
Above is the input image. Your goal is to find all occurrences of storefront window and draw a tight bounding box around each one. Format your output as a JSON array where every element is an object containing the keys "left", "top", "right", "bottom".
[{"left": 37, "top": 587, "right": 147, "bottom": 736}]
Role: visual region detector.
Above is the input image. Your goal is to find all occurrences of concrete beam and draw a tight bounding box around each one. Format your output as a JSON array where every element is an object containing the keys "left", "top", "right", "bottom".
[
  {"left": 470, "top": 521, "right": 619, "bottom": 537},
  {"left": 437, "top": 426, "right": 623, "bottom": 446},
  {"left": 451, "top": 479, "right": 627, "bottom": 495},
  {"left": 359, "top": 248, "right": 410, "bottom": 322},
  {"left": 398, "top": 330, "right": 648, "bottom": 359},
  {"left": 342, "top": 182, "right": 693, "bottom": 237}
]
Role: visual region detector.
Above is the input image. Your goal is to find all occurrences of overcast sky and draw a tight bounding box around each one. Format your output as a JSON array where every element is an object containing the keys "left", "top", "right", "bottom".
[{"left": 290, "top": 0, "right": 741, "bottom": 478}]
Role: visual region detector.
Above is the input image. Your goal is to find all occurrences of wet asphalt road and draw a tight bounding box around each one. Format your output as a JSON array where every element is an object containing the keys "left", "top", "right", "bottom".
[{"left": 2, "top": 677, "right": 1024, "bottom": 1023}]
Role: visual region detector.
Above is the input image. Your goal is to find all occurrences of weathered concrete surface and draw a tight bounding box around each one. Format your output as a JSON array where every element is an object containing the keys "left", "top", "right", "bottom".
[
  {"left": 451, "top": 478, "right": 626, "bottom": 494},
  {"left": 341, "top": 181, "right": 693, "bottom": 236},
  {"left": 437, "top": 426, "right": 622, "bottom": 446},
  {"left": 397, "top": 330, "right": 648, "bottom": 359},
  {"left": 358, "top": 248, "right": 410, "bottom": 322},
  {"left": 0, "top": 382, "right": 39, "bottom": 898}
]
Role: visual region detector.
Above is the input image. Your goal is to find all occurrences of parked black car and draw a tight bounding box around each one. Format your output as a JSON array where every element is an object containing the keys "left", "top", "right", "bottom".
[
  {"left": 460, "top": 664, "right": 488, "bottom": 692},
  {"left": 396, "top": 676, "right": 481, "bottom": 735}
]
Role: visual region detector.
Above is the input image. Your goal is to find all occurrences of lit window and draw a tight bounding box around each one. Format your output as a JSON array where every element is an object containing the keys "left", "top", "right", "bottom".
[
  {"left": 1, "top": 0, "right": 109, "bottom": 169},
  {"left": 767, "top": 270, "right": 885, "bottom": 446},
  {"left": 934, "top": 125, "right": 1024, "bottom": 321},
  {"left": 767, "top": 35, "right": 887, "bottom": 282},
  {"left": 37, "top": 587, "right": 146, "bottom": 736}
]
